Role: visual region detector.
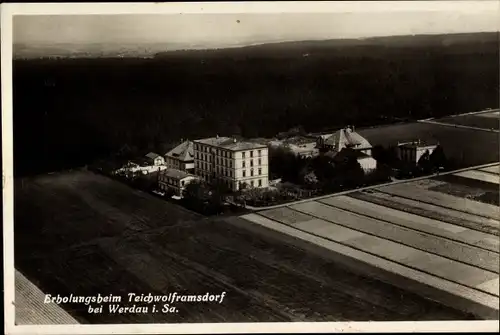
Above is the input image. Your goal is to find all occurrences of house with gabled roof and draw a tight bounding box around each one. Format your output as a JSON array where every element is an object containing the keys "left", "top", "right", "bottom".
[
  {"left": 158, "top": 168, "right": 199, "bottom": 197},
  {"left": 145, "top": 152, "right": 165, "bottom": 166},
  {"left": 317, "top": 126, "right": 372, "bottom": 156},
  {"left": 165, "top": 140, "right": 195, "bottom": 173}
]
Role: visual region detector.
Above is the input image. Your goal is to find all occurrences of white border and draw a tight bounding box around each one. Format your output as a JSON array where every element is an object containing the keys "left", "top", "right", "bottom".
[{"left": 2, "top": 2, "right": 500, "bottom": 335}]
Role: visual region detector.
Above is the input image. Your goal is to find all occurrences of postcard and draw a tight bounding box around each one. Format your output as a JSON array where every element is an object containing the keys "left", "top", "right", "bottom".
[{"left": 2, "top": 1, "right": 499, "bottom": 334}]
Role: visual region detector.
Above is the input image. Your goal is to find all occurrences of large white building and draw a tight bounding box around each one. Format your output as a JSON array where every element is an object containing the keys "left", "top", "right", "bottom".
[{"left": 193, "top": 136, "right": 269, "bottom": 191}]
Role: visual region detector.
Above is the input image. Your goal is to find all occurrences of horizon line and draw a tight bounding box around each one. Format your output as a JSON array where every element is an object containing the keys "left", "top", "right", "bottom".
[{"left": 13, "top": 30, "right": 499, "bottom": 59}]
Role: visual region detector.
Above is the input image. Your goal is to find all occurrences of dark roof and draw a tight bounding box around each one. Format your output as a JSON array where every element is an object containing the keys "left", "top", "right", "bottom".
[
  {"left": 145, "top": 152, "right": 161, "bottom": 159},
  {"left": 165, "top": 140, "right": 194, "bottom": 162},
  {"left": 160, "top": 168, "right": 195, "bottom": 180},
  {"left": 323, "top": 127, "right": 372, "bottom": 152},
  {"left": 327, "top": 148, "right": 372, "bottom": 160}
]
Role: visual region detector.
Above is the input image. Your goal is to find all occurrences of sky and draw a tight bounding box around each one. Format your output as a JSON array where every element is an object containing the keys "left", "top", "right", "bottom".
[{"left": 13, "top": 9, "right": 499, "bottom": 52}]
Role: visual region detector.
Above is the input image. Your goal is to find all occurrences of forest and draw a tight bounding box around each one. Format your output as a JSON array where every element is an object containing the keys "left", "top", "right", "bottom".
[{"left": 13, "top": 32, "right": 499, "bottom": 176}]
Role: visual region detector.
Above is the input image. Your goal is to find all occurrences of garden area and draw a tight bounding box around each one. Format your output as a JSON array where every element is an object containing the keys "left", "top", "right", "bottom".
[{"left": 238, "top": 143, "right": 451, "bottom": 207}]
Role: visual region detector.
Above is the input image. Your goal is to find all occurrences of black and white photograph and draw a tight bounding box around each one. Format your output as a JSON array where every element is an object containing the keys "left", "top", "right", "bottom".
[{"left": 2, "top": 1, "right": 499, "bottom": 333}]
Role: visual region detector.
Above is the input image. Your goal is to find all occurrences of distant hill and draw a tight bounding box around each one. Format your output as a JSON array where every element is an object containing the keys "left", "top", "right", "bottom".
[
  {"left": 14, "top": 32, "right": 499, "bottom": 59},
  {"left": 13, "top": 32, "right": 499, "bottom": 176},
  {"left": 155, "top": 32, "right": 499, "bottom": 58}
]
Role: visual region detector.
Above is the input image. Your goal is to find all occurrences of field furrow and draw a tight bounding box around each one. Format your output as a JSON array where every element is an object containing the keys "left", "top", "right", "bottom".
[
  {"left": 288, "top": 201, "right": 499, "bottom": 273},
  {"left": 15, "top": 171, "right": 478, "bottom": 322},
  {"left": 454, "top": 170, "right": 500, "bottom": 185},
  {"left": 350, "top": 191, "right": 499, "bottom": 240},
  {"left": 376, "top": 184, "right": 500, "bottom": 221},
  {"left": 322, "top": 195, "right": 498, "bottom": 253}
]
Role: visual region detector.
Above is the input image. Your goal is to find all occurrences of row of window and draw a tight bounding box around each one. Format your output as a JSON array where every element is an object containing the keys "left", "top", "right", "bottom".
[
  {"left": 242, "top": 150, "right": 262, "bottom": 159},
  {"left": 245, "top": 179, "right": 263, "bottom": 188},
  {"left": 194, "top": 143, "right": 264, "bottom": 159},
  {"left": 195, "top": 156, "right": 265, "bottom": 169},
  {"left": 242, "top": 158, "right": 262, "bottom": 168},
  {"left": 193, "top": 176, "right": 264, "bottom": 189},
  {"left": 195, "top": 164, "right": 263, "bottom": 178},
  {"left": 242, "top": 168, "right": 262, "bottom": 178},
  {"left": 195, "top": 144, "right": 234, "bottom": 158},
  {"left": 195, "top": 153, "right": 235, "bottom": 168}
]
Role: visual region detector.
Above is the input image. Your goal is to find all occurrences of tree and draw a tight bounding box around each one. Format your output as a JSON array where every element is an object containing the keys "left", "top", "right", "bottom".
[
  {"left": 183, "top": 180, "right": 210, "bottom": 202},
  {"left": 310, "top": 154, "right": 336, "bottom": 181},
  {"left": 268, "top": 146, "right": 305, "bottom": 183},
  {"left": 332, "top": 148, "right": 365, "bottom": 188},
  {"left": 429, "top": 145, "right": 447, "bottom": 171},
  {"left": 417, "top": 149, "right": 432, "bottom": 174},
  {"left": 371, "top": 145, "right": 388, "bottom": 164}
]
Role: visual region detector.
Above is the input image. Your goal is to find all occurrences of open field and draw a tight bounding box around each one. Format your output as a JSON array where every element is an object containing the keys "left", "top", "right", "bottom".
[
  {"left": 246, "top": 164, "right": 499, "bottom": 318},
  {"left": 432, "top": 113, "right": 499, "bottom": 131},
  {"left": 318, "top": 195, "right": 497, "bottom": 252},
  {"left": 431, "top": 174, "right": 499, "bottom": 206},
  {"left": 453, "top": 170, "right": 499, "bottom": 185},
  {"left": 376, "top": 184, "right": 499, "bottom": 220},
  {"left": 479, "top": 111, "right": 500, "bottom": 118},
  {"left": 480, "top": 165, "right": 500, "bottom": 174},
  {"left": 14, "top": 170, "right": 477, "bottom": 323},
  {"left": 15, "top": 270, "right": 80, "bottom": 325},
  {"left": 357, "top": 122, "right": 499, "bottom": 167},
  {"left": 351, "top": 191, "right": 499, "bottom": 239}
]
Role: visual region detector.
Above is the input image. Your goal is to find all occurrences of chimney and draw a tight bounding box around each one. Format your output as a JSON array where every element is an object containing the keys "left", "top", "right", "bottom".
[{"left": 216, "top": 134, "right": 219, "bottom": 139}]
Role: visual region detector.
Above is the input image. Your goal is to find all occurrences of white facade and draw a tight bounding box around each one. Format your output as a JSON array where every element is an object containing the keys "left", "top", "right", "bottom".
[
  {"left": 358, "top": 156, "right": 377, "bottom": 172},
  {"left": 193, "top": 137, "right": 269, "bottom": 191},
  {"left": 145, "top": 153, "right": 165, "bottom": 166},
  {"left": 397, "top": 142, "right": 438, "bottom": 164}
]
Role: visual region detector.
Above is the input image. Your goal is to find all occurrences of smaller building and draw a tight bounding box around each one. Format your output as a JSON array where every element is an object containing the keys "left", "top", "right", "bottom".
[
  {"left": 397, "top": 140, "right": 438, "bottom": 164},
  {"left": 316, "top": 133, "right": 334, "bottom": 149},
  {"left": 290, "top": 142, "right": 319, "bottom": 158},
  {"left": 317, "top": 126, "right": 372, "bottom": 156},
  {"left": 165, "top": 140, "right": 195, "bottom": 173},
  {"left": 268, "top": 140, "right": 319, "bottom": 158},
  {"left": 158, "top": 168, "right": 199, "bottom": 197},
  {"left": 145, "top": 152, "right": 165, "bottom": 166},
  {"left": 328, "top": 149, "right": 377, "bottom": 173}
]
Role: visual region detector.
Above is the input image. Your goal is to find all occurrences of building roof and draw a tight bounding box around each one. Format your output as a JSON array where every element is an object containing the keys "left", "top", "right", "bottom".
[
  {"left": 145, "top": 152, "right": 162, "bottom": 159},
  {"left": 324, "top": 127, "right": 372, "bottom": 153},
  {"left": 326, "top": 148, "right": 372, "bottom": 160},
  {"left": 194, "top": 136, "right": 267, "bottom": 151},
  {"left": 398, "top": 139, "right": 439, "bottom": 148},
  {"left": 317, "top": 133, "right": 334, "bottom": 140},
  {"left": 165, "top": 140, "right": 194, "bottom": 162},
  {"left": 161, "top": 168, "right": 195, "bottom": 180}
]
